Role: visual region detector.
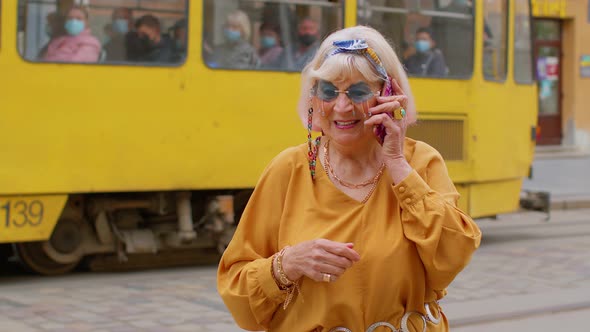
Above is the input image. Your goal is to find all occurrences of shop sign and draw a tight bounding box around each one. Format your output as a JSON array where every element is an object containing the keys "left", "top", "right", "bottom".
[
  {"left": 531, "top": 0, "right": 567, "bottom": 18},
  {"left": 581, "top": 55, "right": 590, "bottom": 78}
]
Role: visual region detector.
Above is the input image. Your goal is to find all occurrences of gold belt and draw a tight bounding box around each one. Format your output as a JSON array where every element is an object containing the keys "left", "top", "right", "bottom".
[{"left": 327, "top": 303, "right": 441, "bottom": 332}]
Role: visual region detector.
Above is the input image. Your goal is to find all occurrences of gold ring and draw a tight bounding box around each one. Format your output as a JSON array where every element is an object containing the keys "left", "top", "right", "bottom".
[
  {"left": 393, "top": 107, "right": 406, "bottom": 120},
  {"left": 323, "top": 273, "right": 331, "bottom": 283}
]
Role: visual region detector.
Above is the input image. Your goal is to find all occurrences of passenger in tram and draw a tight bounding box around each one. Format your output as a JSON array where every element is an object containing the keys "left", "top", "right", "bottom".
[
  {"left": 258, "top": 22, "right": 284, "bottom": 69},
  {"left": 404, "top": 27, "right": 448, "bottom": 77},
  {"left": 103, "top": 7, "right": 134, "bottom": 62},
  {"left": 211, "top": 10, "right": 259, "bottom": 69},
  {"left": 127, "top": 14, "right": 175, "bottom": 63},
  {"left": 42, "top": 6, "right": 101, "bottom": 63},
  {"left": 171, "top": 18, "right": 188, "bottom": 62},
  {"left": 37, "top": 12, "right": 65, "bottom": 59},
  {"left": 292, "top": 17, "right": 320, "bottom": 70}
]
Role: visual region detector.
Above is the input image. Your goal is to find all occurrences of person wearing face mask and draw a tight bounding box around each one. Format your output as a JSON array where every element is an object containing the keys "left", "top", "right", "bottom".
[
  {"left": 42, "top": 6, "right": 101, "bottom": 63},
  {"left": 211, "top": 10, "right": 259, "bottom": 69},
  {"left": 404, "top": 27, "right": 448, "bottom": 77},
  {"left": 292, "top": 17, "right": 320, "bottom": 70},
  {"left": 103, "top": 7, "right": 133, "bottom": 62},
  {"left": 258, "top": 22, "right": 284, "bottom": 69},
  {"left": 37, "top": 12, "right": 65, "bottom": 59},
  {"left": 126, "top": 14, "right": 175, "bottom": 63}
]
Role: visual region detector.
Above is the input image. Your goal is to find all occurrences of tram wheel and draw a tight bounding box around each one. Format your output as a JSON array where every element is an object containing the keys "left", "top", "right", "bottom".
[{"left": 14, "top": 241, "right": 79, "bottom": 276}]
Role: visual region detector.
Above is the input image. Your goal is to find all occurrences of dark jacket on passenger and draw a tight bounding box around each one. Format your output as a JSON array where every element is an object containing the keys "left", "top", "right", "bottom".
[
  {"left": 404, "top": 49, "right": 448, "bottom": 77},
  {"left": 126, "top": 32, "right": 176, "bottom": 63},
  {"left": 103, "top": 33, "right": 128, "bottom": 62}
]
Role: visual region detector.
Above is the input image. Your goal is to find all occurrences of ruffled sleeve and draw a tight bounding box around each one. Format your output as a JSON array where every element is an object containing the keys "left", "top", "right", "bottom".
[
  {"left": 217, "top": 150, "right": 295, "bottom": 330},
  {"left": 393, "top": 142, "right": 481, "bottom": 295}
]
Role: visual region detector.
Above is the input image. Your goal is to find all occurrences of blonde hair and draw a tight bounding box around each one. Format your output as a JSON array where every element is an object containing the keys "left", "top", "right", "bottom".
[
  {"left": 297, "top": 26, "right": 416, "bottom": 129},
  {"left": 226, "top": 10, "right": 251, "bottom": 41}
]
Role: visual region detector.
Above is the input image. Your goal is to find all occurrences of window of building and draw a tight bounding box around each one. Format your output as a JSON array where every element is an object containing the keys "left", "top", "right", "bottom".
[
  {"left": 358, "top": 0, "right": 475, "bottom": 79},
  {"left": 514, "top": 0, "right": 533, "bottom": 84},
  {"left": 17, "top": 0, "right": 187, "bottom": 65},
  {"left": 482, "top": 0, "right": 508, "bottom": 81},
  {"left": 202, "top": 0, "right": 344, "bottom": 71}
]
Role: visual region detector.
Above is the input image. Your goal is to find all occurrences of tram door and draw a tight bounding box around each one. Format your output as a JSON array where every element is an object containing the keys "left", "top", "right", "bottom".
[{"left": 533, "top": 19, "right": 562, "bottom": 145}]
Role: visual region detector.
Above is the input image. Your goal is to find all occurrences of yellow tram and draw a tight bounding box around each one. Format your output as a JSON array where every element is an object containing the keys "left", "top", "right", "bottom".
[{"left": 0, "top": 0, "right": 537, "bottom": 274}]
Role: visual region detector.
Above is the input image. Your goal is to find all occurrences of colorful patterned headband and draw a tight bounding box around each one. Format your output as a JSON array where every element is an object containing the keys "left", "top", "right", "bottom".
[{"left": 326, "top": 39, "right": 393, "bottom": 95}]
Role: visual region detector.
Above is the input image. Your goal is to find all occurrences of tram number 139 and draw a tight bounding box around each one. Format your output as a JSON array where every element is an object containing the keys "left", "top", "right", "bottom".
[{"left": 0, "top": 200, "right": 44, "bottom": 228}]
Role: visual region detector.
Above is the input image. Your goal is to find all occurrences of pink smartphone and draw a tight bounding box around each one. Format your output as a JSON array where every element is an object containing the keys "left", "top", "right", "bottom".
[{"left": 375, "top": 79, "right": 394, "bottom": 145}]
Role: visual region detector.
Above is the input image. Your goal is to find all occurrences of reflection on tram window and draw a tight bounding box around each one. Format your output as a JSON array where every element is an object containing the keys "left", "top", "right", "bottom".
[
  {"left": 358, "top": 0, "right": 475, "bottom": 78},
  {"left": 483, "top": 0, "right": 508, "bottom": 81},
  {"left": 514, "top": 0, "right": 534, "bottom": 84},
  {"left": 17, "top": 0, "right": 187, "bottom": 66},
  {"left": 202, "top": 0, "right": 344, "bottom": 71}
]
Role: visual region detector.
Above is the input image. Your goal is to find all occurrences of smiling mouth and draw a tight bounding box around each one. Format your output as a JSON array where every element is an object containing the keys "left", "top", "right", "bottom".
[{"left": 334, "top": 120, "right": 360, "bottom": 126}]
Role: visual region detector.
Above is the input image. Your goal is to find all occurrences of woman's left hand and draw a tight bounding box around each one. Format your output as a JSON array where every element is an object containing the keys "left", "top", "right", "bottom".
[{"left": 364, "top": 78, "right": 412, "bottom": 183}]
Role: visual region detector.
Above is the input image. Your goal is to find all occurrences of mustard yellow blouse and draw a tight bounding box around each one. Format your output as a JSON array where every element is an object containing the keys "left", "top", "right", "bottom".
[{"left": 218, "top": 138, "right": 481, "bottom": 332}]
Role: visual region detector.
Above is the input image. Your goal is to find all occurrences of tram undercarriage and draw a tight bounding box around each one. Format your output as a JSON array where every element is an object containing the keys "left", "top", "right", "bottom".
[{"left": 11, "top": 191, "right": 250, "bottom": 275}]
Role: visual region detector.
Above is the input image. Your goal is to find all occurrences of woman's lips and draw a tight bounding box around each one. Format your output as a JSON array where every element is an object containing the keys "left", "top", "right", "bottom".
[{"left": 334, "top": 120, "right": 360, "bottom": 129}]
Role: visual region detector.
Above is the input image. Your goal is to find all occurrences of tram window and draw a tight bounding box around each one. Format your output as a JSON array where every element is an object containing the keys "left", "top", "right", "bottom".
[
  {"left": 514, "top": 0, "right": 533, "bottom": 84},
  {"left": 358, "top": 0, "right": 475, "bottom": 79},
  {"left": 482, "top": 0, "right": 508, "bottom": 81},
  {"left": 202, "top": 0, "right": 344, "bottom": 71},
  {"left": 17, "top": 0, "right": 187, "bottom": 65}
]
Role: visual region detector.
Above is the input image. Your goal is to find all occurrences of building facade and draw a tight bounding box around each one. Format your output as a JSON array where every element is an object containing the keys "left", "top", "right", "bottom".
[{"left": 532, "top": 0, "right": 590, "bottom": 149}]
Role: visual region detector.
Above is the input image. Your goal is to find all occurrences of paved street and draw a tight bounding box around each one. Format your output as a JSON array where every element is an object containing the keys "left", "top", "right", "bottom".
[
  {"left": 453, "top": 307, "right": 590, "bottom": 331},
  {"left": 1, "top": 209, "right": 589, "bottom": 331}
]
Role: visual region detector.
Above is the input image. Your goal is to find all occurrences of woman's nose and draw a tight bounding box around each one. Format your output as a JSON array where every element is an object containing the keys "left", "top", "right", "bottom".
[{"left": 333, "top": 93, "right": 353, "bottom": 113}]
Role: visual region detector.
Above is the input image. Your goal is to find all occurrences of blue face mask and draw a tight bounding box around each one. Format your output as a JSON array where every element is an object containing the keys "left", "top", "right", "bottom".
[
  {"left": 64, "top": 19, "right": 85, "bottom": 36},
  {"left": 261, "top": 36, "right": 277, "bottom": 49},
  {"left": 224, "top": 29, "right": 241, "bottom": 42},
  {"left": 112, "top": 19, "right": 129, "bottom": 34},
  {"left": 415, "top": 40, "right": 431, "bottom": 53}
]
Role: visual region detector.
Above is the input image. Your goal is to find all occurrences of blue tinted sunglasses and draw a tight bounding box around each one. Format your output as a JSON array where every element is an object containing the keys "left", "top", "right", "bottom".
[{"left": 313, "top": 80, "right": 380, "bottom": 104}]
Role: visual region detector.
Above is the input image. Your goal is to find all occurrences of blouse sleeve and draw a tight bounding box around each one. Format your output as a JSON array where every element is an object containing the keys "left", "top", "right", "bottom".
[
  {"left": 393, "top": 144, "right": 481, "bottom": 295},
  {"left": 217, "top": 153, "right": 293, "bottom": 330}
]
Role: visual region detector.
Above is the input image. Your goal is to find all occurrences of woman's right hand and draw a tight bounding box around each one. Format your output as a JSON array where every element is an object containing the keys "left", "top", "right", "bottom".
[{"left": 281, "top": 239, "right": 361, "bottom": 282}]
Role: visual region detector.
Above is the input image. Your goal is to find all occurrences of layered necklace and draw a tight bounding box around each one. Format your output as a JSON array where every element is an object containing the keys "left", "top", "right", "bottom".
[{"left": 323, "top": 139, "right": 385, "bottom": 203}]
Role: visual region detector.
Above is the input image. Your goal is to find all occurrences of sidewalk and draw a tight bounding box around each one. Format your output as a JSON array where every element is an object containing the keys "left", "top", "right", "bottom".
[
  {"left": 522, "top": 146, "right": 590, "bottom": 210},
  {"left": 444, "top": 208, "right": 590, "bottom": 328}
]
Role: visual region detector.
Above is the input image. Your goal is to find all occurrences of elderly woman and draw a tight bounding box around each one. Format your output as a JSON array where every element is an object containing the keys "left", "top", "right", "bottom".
[
  {"left": 211, "top": 10, "right": 259, "bottom": 69},
  {"left": 43, "top": 6, "right": 101, "bottom": 63},
  {"left": 217, "top": 26, "right": 481, "bottom": 332}
]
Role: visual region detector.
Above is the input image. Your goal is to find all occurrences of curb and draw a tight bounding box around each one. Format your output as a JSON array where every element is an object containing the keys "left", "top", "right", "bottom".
[
  {"left": 443, "top": 287, "right": 590, "bottom": 327},
  {"left": 551, "top": 197, "right": 590, "bottom": 210}
]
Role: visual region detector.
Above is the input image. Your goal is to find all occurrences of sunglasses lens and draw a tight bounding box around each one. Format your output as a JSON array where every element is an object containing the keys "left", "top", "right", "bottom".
[
  {"left": 348, "top": 88, "right": 374, "bottom": 103},
  {"left": 317, "top": 81, "right": 338, "bottom": 101}
]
